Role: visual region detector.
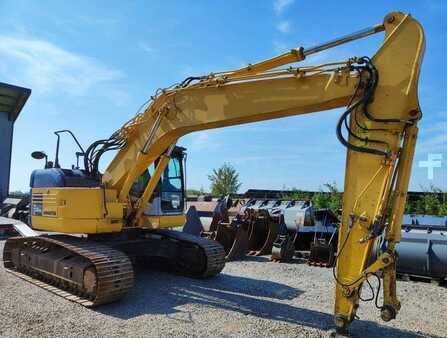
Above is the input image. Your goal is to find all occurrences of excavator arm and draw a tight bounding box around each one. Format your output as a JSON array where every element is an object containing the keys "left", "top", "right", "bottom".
[
  {"left": 333, "top": 13, "right": 424, "bottom": 331},
  {"left": 100, "top": 12, "right": 424, "bottom": 332}
]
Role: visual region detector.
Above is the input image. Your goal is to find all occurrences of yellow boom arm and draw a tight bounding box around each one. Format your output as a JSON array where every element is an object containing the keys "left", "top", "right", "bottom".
[{"left": 100, "top": 12, "right": 423, "bottom": 332}]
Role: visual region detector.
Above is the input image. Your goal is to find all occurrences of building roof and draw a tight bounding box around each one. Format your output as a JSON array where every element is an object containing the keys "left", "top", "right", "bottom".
[{"left": 0, "top": 82, "right": 31, "bottom": 122}]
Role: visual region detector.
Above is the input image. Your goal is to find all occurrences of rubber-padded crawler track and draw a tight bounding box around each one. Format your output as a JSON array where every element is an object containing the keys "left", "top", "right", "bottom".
[{"left": 3, "top": 235, "right": 134, "bottom": 307}]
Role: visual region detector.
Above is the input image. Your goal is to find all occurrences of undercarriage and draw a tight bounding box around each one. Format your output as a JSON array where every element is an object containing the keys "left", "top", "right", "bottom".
[{"left": 3, "top": 229, "right": 225, "bottom": 306}]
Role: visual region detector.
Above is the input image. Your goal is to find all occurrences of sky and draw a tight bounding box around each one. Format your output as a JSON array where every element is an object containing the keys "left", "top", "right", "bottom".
[{"left": 1, "top": 0, "right": 447, "bottom": 193}]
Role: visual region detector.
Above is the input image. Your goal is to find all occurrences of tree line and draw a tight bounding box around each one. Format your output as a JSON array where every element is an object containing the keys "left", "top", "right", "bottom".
[
  {"left": 190, "top": 162, "right": 447, "bottom": 216},
  {"left": 282, "top": 182, "right": 343, "bottom": 214},
  {"left": 404, "top": 185, "right": 447, "bottom": 215}
]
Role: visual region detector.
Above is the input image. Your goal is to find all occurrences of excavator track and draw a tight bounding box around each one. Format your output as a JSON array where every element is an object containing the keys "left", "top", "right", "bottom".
[
  {"left": 2, "top": 230, "right": 224, "bottom": 307},
  {"left": 154, "top": 229, "right": 226, "bottom": 277},
  {"left": 3, "top": 235, "right": 134, "bottom": 307}
]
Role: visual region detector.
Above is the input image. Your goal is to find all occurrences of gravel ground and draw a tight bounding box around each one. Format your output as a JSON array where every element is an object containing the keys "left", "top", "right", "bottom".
[{"left": 0, "top": 240, "right": 446, "bottom": 338}]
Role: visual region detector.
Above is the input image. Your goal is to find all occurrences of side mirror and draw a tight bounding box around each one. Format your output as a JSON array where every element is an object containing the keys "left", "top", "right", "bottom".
[
  {"left": 31, "top": 151, "right": 49, "bottom": 169},
  {"left": 31, "top": 151, "right": 47, "bottom": 160}
]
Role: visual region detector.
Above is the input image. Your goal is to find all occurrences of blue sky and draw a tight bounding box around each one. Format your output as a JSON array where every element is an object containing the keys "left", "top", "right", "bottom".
[{"left": 1, "top": 0, "right": 447, "bottom": 193}]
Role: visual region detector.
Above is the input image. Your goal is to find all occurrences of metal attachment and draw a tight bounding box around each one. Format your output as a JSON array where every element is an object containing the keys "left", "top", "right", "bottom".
[
  {"left": 342, "top": 286, "right": 353, "bottom": 297},
  {"left": 380, "top": 305, "right": 396, "bottom": 321},
  {"left": 359, "top": 214, "right": 369, "bottom": 223},
  {"left": 141, "top": 110, "right": 164, "bottom": 154},
  {"left": 303, "top": 24, "right": 385, "bottom": 57},
  {"left": 386, "top": 15, "right": 395, "bottom": 24},
  {"left": 334, "top": 314, "right": 349, "bottom": 332}
]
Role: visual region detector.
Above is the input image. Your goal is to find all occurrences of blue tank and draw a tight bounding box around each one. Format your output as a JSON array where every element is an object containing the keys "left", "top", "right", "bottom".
[{"left": 30, "top": 168, "right": 100, "bottom": 188}]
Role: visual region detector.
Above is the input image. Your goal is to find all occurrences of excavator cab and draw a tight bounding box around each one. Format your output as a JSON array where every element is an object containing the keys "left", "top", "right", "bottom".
[{"left": 130, "top": 146, "right": 186, "bottom": 217}]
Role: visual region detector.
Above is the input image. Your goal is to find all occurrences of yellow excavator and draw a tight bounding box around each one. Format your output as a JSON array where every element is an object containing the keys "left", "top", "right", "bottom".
[{"left": 3, "top": 11, "right": 424, "bottom": 334}]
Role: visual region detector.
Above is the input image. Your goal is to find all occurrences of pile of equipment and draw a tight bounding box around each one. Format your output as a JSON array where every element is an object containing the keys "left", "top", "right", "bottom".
[{"left": 185, "top": 196, "right": 339, "bottom": 266}]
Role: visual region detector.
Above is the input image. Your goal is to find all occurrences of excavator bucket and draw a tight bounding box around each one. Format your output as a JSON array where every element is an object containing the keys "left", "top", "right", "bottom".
[
  {"left": 306, "top": 209, "right": 339, "bottom": 267},
  {"left": 308, "top": 239, "right": 336, "bottom": 267},
  {"left": 271, "top": 214, "right": 296, "bottom": 262},
  {"left": 269, "top": 200, "right": 313, "bottom": 262},
  {"left": 246, "top": 208, "right": 279, "bottom": 256},
  {"left": 189, "top": 197, "right": 283, "bottom": 259},
  {"left": 189, "top": 196, "right": 249, "bottom": 261},
  {"left": 209, "top": 221, "right": 249, "bottom": 261},
  {"left": 183, "top": 206, "right": 204, "bottom": 236},
  {"left": 271, "top": 234, "right": 296, "bottom": 262},
  {"left": 237, "top": 199, "right": 290, "bottom": 257}
]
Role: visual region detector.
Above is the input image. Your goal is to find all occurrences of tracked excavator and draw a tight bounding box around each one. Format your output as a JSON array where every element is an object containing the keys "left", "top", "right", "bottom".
[{"left": 3, "top": 12, "right": 424, "bottom": 334}]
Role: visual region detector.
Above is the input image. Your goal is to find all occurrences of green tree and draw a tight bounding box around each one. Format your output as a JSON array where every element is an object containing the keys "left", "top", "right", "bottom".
[
  {"left": 404, "top": 198, "right": 415, "bottom": 214},
  {"left": 282, "top": 187, "right": 311, "bottom": 201},
  {"left": 186, "top": 189, "right": 204, "bottom": 196},
  {"left": 208, "top": 163, "right": 242, "bottom": 195},
  {"left": 9, "top": 191, "right": 27, "bottom": 197},
  {"left": 283, "top": 182, "right": 342, "bottom": 213},
  {"left": 312, "top": 191, "right": 330, "bottom": 209},
  {"left": 415, "top": 198, "right": 425, "bottom": 214},
  {"left": 422, "top": 193, "right": 441, "bottom": 214},
  {"left": 429, "top": 185, "right": 447, "bottom": 216},
  {"left": 409, "top": 184, "right": 447, "bottom": 216},
  {"left": 324, "top": 182, "right": 343, "bottom": 213},
  {"left": 312, "top": 182, "right": 342, "bottom": 213},
  {"left": 440, "top": 202, "right": 447, "bottom": 216}
]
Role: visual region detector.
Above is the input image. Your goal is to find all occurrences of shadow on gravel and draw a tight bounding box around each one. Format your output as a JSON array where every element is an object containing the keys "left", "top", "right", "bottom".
[{"left": 96, "top": 270, "right": 438, "bottom": 337}]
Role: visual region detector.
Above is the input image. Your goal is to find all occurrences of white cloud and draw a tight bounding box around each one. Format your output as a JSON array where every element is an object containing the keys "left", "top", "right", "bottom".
[
  {"left": 0, "top": 35, "right": 124, "bottom": 96},
  {"left": 272, "top": 40, "right": 288, "bottom": 53},
  {"left": 229, "top": 154, "right": 303, "bottom": 164},
  {"left": 180, "top": 65, "right": 195, "bottom": 77},
  {"left": 420, "top": 120, "right": 447, "bottom": 134},
  {"left": 273, "top": 0, "right": 295, "bottom": 15},
  {"left": 188, "top": 131, "right": 213, "bottom": 150},
  {"left": 180, "top": 64, "right": 214, "bottom": 78},
  {"left": 79, "top": 16, "right": 119, "bottom": 26},
  {"left": 181, "top": 130, "right": 223, "bottom": 152},
  {"left": 277, "top": 20, "right": 291, "bottom": 34},
  {"left": 139, "top": 42, "right": 155, "bottom": 54},
  {"left": 196, "top": 130, "right": 211, "bottom": 143},
  {"left": 418, "top": 133, "right": 447, "bottom": 153}
]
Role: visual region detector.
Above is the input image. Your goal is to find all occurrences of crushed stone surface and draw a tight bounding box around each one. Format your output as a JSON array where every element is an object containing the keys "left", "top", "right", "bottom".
[{"left": 1, "top": 241, "right": 446, "bottom": 337}]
